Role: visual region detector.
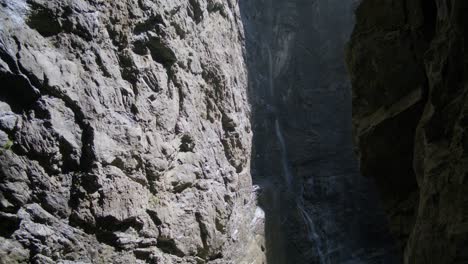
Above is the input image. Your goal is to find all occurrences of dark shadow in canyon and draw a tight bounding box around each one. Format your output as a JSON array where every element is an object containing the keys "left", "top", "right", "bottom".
[{"left": 239, "top": 0, "right": 401, "bottom": 263}]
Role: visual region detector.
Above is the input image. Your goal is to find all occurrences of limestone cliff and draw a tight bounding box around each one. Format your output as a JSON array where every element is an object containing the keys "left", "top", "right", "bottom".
[
  {"left": 0, "top": 0, "right": 264, "bottom": 263},
  {"left": 347, "top": 0, "right": 468, "bottom": 263}
]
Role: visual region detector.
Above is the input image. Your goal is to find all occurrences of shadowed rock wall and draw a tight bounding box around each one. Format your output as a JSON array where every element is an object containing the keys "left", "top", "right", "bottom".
[{"left": 347, "top": 0, "right": 468, "bottom": 263}]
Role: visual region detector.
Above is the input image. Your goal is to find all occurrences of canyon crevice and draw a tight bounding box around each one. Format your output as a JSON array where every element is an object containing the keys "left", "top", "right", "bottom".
[
  {"left": 241, "top": 0, "right": 398, "bottom": 263},
  {"left": 2, "top": 0, "right": 467, "bottom": 263}
]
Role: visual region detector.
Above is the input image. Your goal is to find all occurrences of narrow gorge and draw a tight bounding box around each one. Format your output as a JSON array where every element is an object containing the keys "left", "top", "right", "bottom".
[
  {"left": 1, "top": 0, "right": 468, "bottom": 263},
  {"left": 241, "top": 0, "right": 397, "bottom": 263}
]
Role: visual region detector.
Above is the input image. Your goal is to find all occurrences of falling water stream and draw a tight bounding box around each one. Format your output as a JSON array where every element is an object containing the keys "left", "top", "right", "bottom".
[
  {"left": 270, "top": 37, "right": 327, "bottom": 262},
  {"left": 274, "top": 119, "right": 327, "bottom": 263},
  {"left": 274, "top": 119, "right": 292, "bottom": 188},
  {"left": 241, "top": 0, "right": 401, "bottom": 263}
]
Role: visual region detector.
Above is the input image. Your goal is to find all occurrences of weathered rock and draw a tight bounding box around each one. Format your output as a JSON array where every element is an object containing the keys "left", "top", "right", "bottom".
[
  {"left": 0, "top": 0, "right": 264, "bottom": 262},
  {"left": 347, "top": 0, "right": 468, "bottom": 263}
]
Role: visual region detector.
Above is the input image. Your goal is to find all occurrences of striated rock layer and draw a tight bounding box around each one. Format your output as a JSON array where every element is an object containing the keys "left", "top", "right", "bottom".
[
  {"left": 0, "top": 0, "right": 265, "bottom": 263},
  {"left": 347, "top": 0, "right": 468, "bottom": 263}
]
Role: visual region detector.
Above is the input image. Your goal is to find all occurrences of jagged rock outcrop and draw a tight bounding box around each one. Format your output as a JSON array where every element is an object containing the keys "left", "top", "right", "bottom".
[
  {"left": 347, "top": 0, "right": 468, "bottom": 263},
  {"left": 0, "top": 0, "right": 265, "bottom": 263}
]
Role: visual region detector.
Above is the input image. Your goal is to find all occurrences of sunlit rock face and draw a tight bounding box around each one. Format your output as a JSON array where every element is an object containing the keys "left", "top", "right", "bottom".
[
  {"left": 240, "top": 0, "right": 398, "bottom": 263},
  {"left": 347, "top": 0, "right": 468, "bottom": 263},
  {"left": 0, "top": 0, "right": 265, "bottom": 263}
]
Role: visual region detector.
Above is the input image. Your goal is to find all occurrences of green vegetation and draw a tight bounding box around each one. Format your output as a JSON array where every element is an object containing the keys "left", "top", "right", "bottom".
[
  {"left": 3, "top": 139, "right": 13, "bottom": 150},
  {"left": 1, "top": 139, "right": 13, "bottom": 154}
]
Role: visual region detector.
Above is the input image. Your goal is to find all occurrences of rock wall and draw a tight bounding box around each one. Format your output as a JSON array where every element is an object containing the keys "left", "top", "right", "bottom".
[
  {"left": 241, "top": 0, "right": 398, "bottom": 263},
  {"left": 347, "top": 0, "right": 468, "bottom": 263},
  {"left": 0, "top": 0, "right": 265, "bottom": 263}
]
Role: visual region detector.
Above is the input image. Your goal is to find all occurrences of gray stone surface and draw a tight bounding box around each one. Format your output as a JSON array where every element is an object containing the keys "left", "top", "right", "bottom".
[{"left": 0, "top": 0, "right": 264, "bottom": 263}]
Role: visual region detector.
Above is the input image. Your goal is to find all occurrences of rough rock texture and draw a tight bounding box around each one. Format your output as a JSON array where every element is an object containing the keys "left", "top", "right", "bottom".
[
  {"left": 0, "top": 0, "right": 265, "bottom": 263},
  {"left": 347, "top": 0, "right": 468, "bottom": 263}
]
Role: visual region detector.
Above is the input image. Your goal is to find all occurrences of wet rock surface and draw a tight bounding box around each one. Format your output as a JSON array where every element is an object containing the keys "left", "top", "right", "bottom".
[
  {"left": 241, "top": 0, "right": 398, "bottom": 263},
  {"left": 347, "top": 0, "right": 468, "bottom": 263},
  {"left": 0, "top": 0, "right": 264, "bottom": 263}
]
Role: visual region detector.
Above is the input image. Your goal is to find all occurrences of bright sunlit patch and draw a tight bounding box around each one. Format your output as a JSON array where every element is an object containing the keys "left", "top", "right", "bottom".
[{"left": 2, "top": 0, "right": 29, "bottom": 25}]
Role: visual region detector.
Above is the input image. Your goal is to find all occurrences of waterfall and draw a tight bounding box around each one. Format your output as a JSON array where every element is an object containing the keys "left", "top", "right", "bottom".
[
  {"left": 241, "top": 0, "right": 401, "bottom": 262},
  {"left": 297, "top": 202, "right": 327, "bottom": 264},
  {"left": 274, "top": 119, "right": 292, "bottom": 188},
  {"left": 268, "top": 47, "right": 275, "bottom": 97},
  {"left": 267, "top": 16, "right": 328, "bottom": 261},
  {"left": 274, "top": 117, "right": 327, "bottom": 264}
]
